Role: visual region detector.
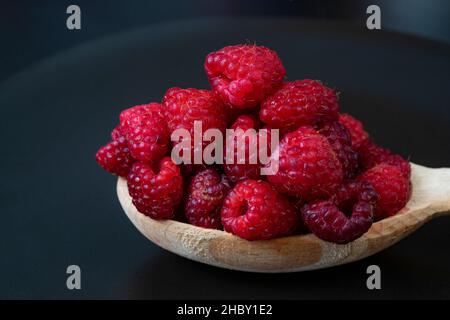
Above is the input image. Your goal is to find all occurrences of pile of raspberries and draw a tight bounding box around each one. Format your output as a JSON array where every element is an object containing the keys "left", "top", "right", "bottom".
[{"left": 96, "top": 44, "right": 411, "bottom": 244}]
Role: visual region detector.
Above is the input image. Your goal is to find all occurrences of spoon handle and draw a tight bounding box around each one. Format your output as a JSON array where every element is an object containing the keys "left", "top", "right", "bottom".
[
  {"left": 410, "top": 164, "right": 450, "bottom": 218},
  {"left": 430, "top": 166, "right": 450, "bottom": 217}
]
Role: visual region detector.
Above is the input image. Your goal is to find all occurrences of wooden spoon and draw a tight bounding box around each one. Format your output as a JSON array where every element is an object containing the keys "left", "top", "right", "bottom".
[{"left": 117, "top": 163, "right": 450, "bottom": 273}]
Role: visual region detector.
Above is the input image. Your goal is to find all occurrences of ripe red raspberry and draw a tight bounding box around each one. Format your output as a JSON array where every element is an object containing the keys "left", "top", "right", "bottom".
[
  {"left": 260, "top": 80, "right": 339, "bottom": 134},
  {"left": 120, "top": 103, "right": 152, "bottom": 124},
  {"left": 119, "top": 103, "right": 164, "bottom": 131},
  {"left": 316, "top": 121, "right": 359, "bottom": 179},
  {"left": 96, "top": 135, "right": 135, "bottom": 177},
  {"left": 162, "top": 88, "right": 228, "bottom": 164},
  {"left": 127, "top": 158, "right": 183, "bottom": 219},
  {"left": 223, "top": 115, "right": 271, "bottom": 183},
  {"left": 358, "top": 164, "right": 411, "bottom": 220},
  {"left": 184, "top": 169, "right": 231, "bottom": 229},
  {"left": 205, "top": 45, "right": 285, "bottom": 109},
  {"left": 338, "top": 113, "right": 369, "bottom": 150},
  {"left": 358, "top": 142, "right": 411, "bottom": 179},
  {"left": 120, "top": 103, "right": 169, "bottom": 163},
  {"left": 266, "top": 126, "right": 343, "bottom": 201},
  {"left": 301, "top": 181, "right": 377, "bottom": 244},
  {"left": 111, "top": 125, "right": 124, "bottom": 141},
  {"left": 221, "top": 180, "right": 298, "bottom": 240}
]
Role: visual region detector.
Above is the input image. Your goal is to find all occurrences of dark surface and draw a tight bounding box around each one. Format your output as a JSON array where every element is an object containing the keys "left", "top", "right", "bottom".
[
  {"left": 0, "top": 18, "right": 449, "bottom": 299},
  {"left": 2, "top": 0, "right": 450, "bottom": 84}
]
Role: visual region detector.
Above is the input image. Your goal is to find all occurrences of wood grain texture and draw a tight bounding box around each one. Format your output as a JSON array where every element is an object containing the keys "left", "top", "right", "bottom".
[{"left": 117, "top": 163, "right": 450, "bottom": 272}]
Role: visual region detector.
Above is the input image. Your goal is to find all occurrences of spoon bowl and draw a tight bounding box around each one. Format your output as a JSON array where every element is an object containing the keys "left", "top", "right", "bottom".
[{"left": 117, "top": 163, "right": 450, "bottom": 272}]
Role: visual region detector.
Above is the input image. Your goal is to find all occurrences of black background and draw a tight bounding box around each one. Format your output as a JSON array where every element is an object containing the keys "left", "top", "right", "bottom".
[{"left": 0, "top": 1, "right": 449, "bottom": 299}]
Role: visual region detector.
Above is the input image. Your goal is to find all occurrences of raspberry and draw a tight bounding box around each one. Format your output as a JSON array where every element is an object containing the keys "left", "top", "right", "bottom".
[
  {"left": 127, "top": 158, "right": 183, "bottom": 219},
  {"left": 358, "top": 142, "right": 411, "bottom": 179},
  {"left": 316, "top": 121, "right": 359, "bottom": 179},
  {"left": 338, "top": 113, "right": 369, "bottom": 150},
  {"left": 260, "top": 80, "right": 339, "bottom": 134},
  {"left": 205, "top": 44, "right": 285, "bottom": 109},
  {"left": 120, "top": 103, "right": 169, "bottom": 163},
  {"left": 333, "top": 180, "right": 379, "bottom": 210},
  {"left": 359, "top": 164, "right": 411, "bottom": 220},
  {"left": 111, "top": 125, "right": 123, "bottom": 141},
  {"left": 96, "top": 135, "right": 135, "bottom": 177},
  {"left": 223, "top": 115, "right": 270, "bottom": 183},
  {"left": 221, "top": 180, "right": 298, "bottom": 240},
  {"left": 120, "top": 104, "right": 150, "bottom": 126},
  {"left": 184, "top": 169, "right": 231, "bottom": 229},
  {"left": 119, "top": 103, "right": 163, "bottom": 132},
  {"left": 302, "top": 200, "right": 372, "bottom": 244},
  {"left": 301, "top": 181, "right": 377, "bottom": 244},
  {"left": 162, "top": 88, "right": 228, "bottom": 164},
  {"left": 266, "top": 126, "right": 343, "bottom": 201}
]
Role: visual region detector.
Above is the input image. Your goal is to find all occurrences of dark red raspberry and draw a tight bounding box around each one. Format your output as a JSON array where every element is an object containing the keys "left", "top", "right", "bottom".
[
  {"left": 184, "top": 169, "right": 231, "bottom": 229},
  {"left": 205, "top": 44, "right": 285, "bottom": 109},
  {"left": 358, "top": 142, "right": 411, "bottom": 179},
  {"left": 223, "top": 115, "right": 271, "bottom": 183},
  {"left": 162, "top": 88, "right": 228, "bottom": 164},
  {"left": 333, "top": 180, "right": 379, "bottom": 211},
  {"left": 302, "top": 200, "right": 372, "bottom": 244},
  {"left": 358, "top": 164, "right": 411, "bottom": 220},
  {"left": 338, "top": 113, "right": 369, "bottom": 150},
  {"left": 120, "top": 103, "right": 169, "bottom": 163},
  {"left": 316, "top": 121, "right": 359, "bottom": 179},
  {"left": 96, "top": 135, "right": 135, "bottom": 177},
  {"left": 266, "top": 126, "right": 343, "bottom": 201},
  {"left": 127, "top": 157, "right": 183, "bottom": 219},
  {"left": 221, "top": 180, "right": 298, "bottom": 240},
  {"left": 301, "top": 181, "right": 377, "bottom": 244},
  {"left": 260, "top": 80, "right": 339, "bottom": 134}
]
